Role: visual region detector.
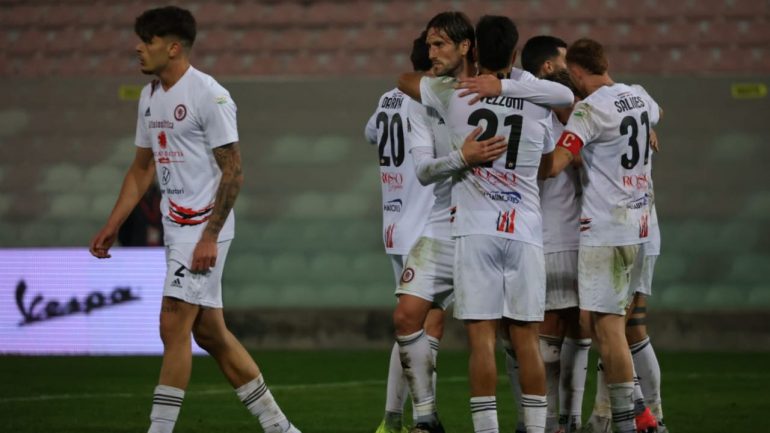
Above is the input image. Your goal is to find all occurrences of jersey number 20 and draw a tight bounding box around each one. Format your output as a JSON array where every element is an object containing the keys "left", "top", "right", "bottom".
[{"left": 376, "top": 112, "right": 405, "bottom": 167}]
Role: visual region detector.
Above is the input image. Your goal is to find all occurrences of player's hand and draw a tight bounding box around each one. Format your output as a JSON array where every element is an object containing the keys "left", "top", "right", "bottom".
[
  {"left": 456, "top": 75, "right": 503, "bottom": 105},
  {"left": 460, "top": 126, "right": 507, "bottom": 166},
  {"left": 89, "top": 225, "right": 118, "bottom": 259},
  {"left": 650, "top": 129, "right": 660, "bottom": 153},
  {"left": 191, "top": 236, "right": 217, "bottom": 273}
]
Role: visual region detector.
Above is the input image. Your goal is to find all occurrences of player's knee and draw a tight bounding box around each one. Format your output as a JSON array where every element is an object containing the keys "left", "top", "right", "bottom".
[
  {"left": 192, "top": 324, "right": 228, "bottom": 353},
  {"left": 625, "top": 323, "right": 648, "bottom": 344},
  {"left": 159, "top": 319, "right": 190, "bottom": 347},
  {"left": 393, "top": 307, "right": 422, "bottom": 336},
  {"left": 424, "top": 310, "right": 445, "bottom": 340}
]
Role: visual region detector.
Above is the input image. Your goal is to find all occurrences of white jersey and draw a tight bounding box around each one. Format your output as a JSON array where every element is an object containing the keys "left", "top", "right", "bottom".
[
  {"left": 420, "top": 69, "right": 556, "bottom": 246},
  {"left": 633, "top": 84, "right": 661, "bottom": 256},
  {"left": 540, "top": 114, "right": 581, "bottom": 254},
  {"left": 365, "top": 88, "right": 434, "bottom": 255},
  {"left": 562, "top": 83, "right": 660, "bottom": 247},
  {"left": 413, "top": 104, "right": 454, "bottom": 241},
  {"left": 135, "top": 66, "right": 238, "bottom": 245}
]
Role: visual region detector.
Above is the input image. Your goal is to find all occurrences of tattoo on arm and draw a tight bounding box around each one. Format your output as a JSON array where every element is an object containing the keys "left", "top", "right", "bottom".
[{"left": 205, "top": 143, "right": 243, "bottom": 238}]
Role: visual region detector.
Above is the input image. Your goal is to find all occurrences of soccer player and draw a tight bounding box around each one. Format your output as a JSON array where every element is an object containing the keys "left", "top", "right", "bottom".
[
  {"left": 365, "top": 31, "right": 440, "bottom": 433},
  {"left": 547, "top": 38, "right": 662, "bottom": 433},
  {"left": 89, "top": 7, "right": 300, "bottom": 433},
  {"left": 403, "top": 15, "right": 573, "bottom": 433},
  {"left": 586, "top": 130, "right": 666, "bottom": 433},
  {"left": 521, "top": 35, "right": 592, "bottom": 433},
  {"left": 626, "top": 158, "right": 668, "bottom": 430},
  {"left": 392, "top": 12, "right": 506, "bottom": 433}
]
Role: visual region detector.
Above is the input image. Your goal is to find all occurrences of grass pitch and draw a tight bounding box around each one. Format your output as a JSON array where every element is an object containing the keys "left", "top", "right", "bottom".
[{"left": 1, "top": 350, "right": 767, "bottom": 432}]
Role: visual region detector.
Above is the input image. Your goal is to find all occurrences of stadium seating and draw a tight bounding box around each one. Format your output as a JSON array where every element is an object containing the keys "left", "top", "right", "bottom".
[
  {"left": 1, "top": 0, "right": 768, "bottom": 77},
  {"left": 0, "top": 1, "right": 767, "bottom": 310}
]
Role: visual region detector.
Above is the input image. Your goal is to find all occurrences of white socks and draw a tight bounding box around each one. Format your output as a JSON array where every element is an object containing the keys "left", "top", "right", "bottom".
[
  {"left": 471, "top": 396, "right": 499, "bottom": 433},
  {"left": 236, "top": 375, "right": 291, "bottom": 433},
  {"left": 608, "top": 382, "right": 636, "bottom": 433},
  {"left": 539, "top": 335, "right": 562, "bottom": 432},
  {"left": 148, "top": 384, "right": 184, "bottom": 433},
  {"left": 384, "top": 341, "right": 408, "bottom": 425},
  {"left": 559, "top": 337, "right": 591, "bottom": 429},
  {"left": 593, "top": 359, "right": 612, "bottom": 418},
  {"left": 521, "top": 394, "right": 547, "bottom": 433},
  {"left": 396, "top": 329, "right": 436, "bottom": 424},
  {"left": 630, "top": 336, "right": 663, "bottom": 420}
]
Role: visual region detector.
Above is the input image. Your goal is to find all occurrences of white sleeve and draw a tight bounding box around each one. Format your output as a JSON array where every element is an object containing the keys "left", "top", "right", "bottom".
[
  {"left": 542, "top": 118, "right": 556, "bottom": 154},
  {"left": 419, "top": 76, "right": 454, "bottom": 119},
  {"left": 563, "top": 101, "right": 600, "bottom": 146},
  {"left": 406, "top": 99, "right": 432, "bottom": 151},
  {"left": 500, "top": 78, "right": 574, "bottom": 107},
  {"left": 134, "top": 88, "right": 151, "bottom": 148},
  {"left": 631, "top": 84, "right": 661, "bottom": 127},
  {"left": 411, "top": 146, "right": 467, "bottom": 186},
  {"left": 199, "top": 86, "right": 239, "bottom": 148},
  {"left": 364, "top": 110, "right": 378, "bottom": 145}
]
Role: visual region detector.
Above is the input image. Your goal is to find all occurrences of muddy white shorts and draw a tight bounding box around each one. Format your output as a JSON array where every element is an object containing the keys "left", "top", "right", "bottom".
[
  {"left": 396, "top": 236, "right": 455, "bottom": 310},
  {"left": 630, "top": 250, "right": 658, "bottom": 296},
  {"left": 389, "top": 254, "right": 407, "bottom": 287},
  {"left": 578, "top": 244, "right": 641, "bottom": 315}
]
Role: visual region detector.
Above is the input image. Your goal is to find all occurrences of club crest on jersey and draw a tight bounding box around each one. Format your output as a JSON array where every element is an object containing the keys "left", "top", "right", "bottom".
[
  {"left": 174, "top": 104, "right": 187, "bottom": 121},
  {"left": 400, "top": 267, "right": 415, "bottom": 284}
]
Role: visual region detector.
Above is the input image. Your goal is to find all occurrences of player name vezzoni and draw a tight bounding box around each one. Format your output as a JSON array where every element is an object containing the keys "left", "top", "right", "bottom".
[{"left": 14, "top": 279, "right": 141, "bottom": 326}]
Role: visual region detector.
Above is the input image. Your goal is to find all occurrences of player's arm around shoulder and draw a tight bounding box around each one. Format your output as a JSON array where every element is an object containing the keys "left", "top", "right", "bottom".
[
  {"left": 457, "top": 73, "right": 573, "bottom": 107},
  {"left": 397, "top": 72, "right": 424, "bottom": 101}
]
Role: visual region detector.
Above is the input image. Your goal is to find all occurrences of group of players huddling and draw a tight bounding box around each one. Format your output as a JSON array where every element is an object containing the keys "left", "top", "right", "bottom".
[{"left": 366, "top": 11, "right": 666, "bottom": 433}]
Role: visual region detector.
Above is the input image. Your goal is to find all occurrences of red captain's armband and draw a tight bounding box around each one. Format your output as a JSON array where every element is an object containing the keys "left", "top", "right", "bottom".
[{"left": 557, "top": 131, "right": 584, "bottom": 156}]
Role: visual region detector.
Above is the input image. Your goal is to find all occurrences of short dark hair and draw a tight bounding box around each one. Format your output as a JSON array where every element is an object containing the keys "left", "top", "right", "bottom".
[
  {"left": 411, "top": 30, "right": 432, "bottom": 72},
  {"left": 135, "top": 6, "right": 197, "bottom": 47},
  {"left": 521, "top": 35, "right": 568, "bottom": 75},
  {"left": 566, "top": 38, "right": 608, "bottom": 75},
  {"left": 543, "top": 68, "right": 582, "bottom": 99},
  {"left": 475, "top": 15, "right": 518, "bottom": 72},
  {"left": 425, "top": 11, "right": 475, "bottom": 62}
]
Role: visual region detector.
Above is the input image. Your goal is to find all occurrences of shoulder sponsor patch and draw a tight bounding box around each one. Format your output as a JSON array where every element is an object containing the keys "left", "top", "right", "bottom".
[{"left": 215, "top": 95, "right": 229, "bottom": 104}]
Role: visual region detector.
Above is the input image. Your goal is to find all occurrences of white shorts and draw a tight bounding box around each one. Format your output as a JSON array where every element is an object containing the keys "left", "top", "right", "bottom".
[
  {"left": 389, "top": 254, "right": 406, "bottom": 287},
  {"left": 163, "top": 240, "right": 231, "bottom": 308},
  {"left": 396, "top": 237, "right": 455, "bottom": 310},
  {"left": 453, "top": 235, "right": 545, "bottom": 322},
  {"left": 630, "top": 253, "right": 658, "bottom": 296},
  {"left": 545, "top": 250, "right": 579, "bottom": 311},
  {"left": 578, "top": 244, "right": 640, "bottom": 315}
]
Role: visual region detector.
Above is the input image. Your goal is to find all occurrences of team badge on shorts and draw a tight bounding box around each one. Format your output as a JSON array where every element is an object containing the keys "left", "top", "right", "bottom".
[
  {"left": 174, "top": 104, "right": 187, "bottom": 121},
  {"left": 401, "top": 267, "right": 415, "bottom": 283}
]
